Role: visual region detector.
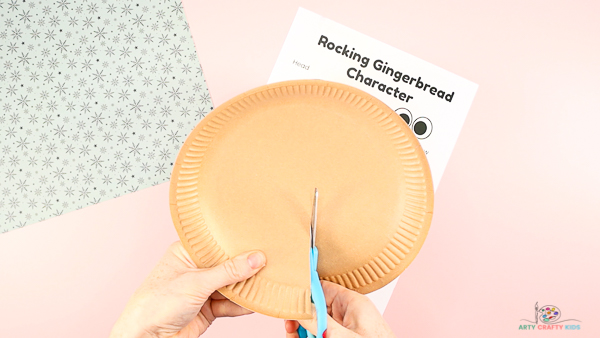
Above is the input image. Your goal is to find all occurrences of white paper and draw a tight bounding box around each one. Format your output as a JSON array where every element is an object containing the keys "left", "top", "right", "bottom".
[{"left": 269, "top": 8, "right": 478, "bottom": 313}]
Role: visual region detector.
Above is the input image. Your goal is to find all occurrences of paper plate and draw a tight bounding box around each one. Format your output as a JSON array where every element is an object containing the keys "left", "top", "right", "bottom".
[{"left": 169, "top": 80, "right": 433, "bottom": 319}]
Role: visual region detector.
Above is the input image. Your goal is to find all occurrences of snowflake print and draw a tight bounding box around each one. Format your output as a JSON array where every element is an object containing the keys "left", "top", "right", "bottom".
[{"left": 0, "top": 0, "right": 212, "bottom": 233}]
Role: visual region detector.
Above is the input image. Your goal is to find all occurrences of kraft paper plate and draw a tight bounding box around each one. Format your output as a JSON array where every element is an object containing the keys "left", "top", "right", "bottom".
[{"left": 169, "top": 80, "right": 433, "bottom": 319}]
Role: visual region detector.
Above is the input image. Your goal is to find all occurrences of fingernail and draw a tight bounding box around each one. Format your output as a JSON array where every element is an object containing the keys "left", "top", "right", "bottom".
[{"left": 247, "top": 252, "right": 266, "bottom": 269}]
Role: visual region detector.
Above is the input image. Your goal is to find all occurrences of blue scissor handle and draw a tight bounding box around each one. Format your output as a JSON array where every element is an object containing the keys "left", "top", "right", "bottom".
[
  {"left": 298, "top": 247, "right": 327, "bottom": 338},
  {"left": 297, "top": 325, "right": 309, "bottom": 338}
]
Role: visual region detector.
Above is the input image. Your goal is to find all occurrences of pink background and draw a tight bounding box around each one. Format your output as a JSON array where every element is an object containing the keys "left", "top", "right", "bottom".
[{"left": 1, "top": 0, "right": 599, "bottom": 337}]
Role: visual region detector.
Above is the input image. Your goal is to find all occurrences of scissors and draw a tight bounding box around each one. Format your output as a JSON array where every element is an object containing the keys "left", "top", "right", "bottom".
[{"left": 297, "top": 188, "right": 328, "bottom": 338}]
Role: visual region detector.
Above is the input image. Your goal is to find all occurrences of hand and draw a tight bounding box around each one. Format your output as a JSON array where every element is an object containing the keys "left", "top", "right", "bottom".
[
  {"left": 110, "top": 241, "right": 266, "bottom": 338},
  {"left": 284, "top": 281, "right": 395, "bottom": 338}
]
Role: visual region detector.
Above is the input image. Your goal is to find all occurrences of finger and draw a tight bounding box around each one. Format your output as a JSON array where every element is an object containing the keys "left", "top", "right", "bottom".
[
  {"left": 190, "top": 251, "right": 266, "bottom": 292},
  {"left": 298, "top": 309, "right": 356, "bottom": 338},
  {"left": 297, "top": 315, "right": 317, "bottom": 336},
  {"left": 321, "top": 280, "right": 356, "bottom": 307},
  {"left": 285, "top": 320, "right": 300, "bottom": 338},
  {"left": 210, "top": 299, "right": 253, "bottom": 318},
  {"left": 320, "top": 281, "right": 351, "bottom": 324},
  {"left": 285, "top": 320, "right": 299, "bottom": 332},
  {"left": 321, "top": 280, "right": 371, "bottom": 324},
  {"left": 210, "top": 291, "right": 227, "bottom": 300},
  {"left": 168, "top": 241, "right": 199, "bottom": 269}
]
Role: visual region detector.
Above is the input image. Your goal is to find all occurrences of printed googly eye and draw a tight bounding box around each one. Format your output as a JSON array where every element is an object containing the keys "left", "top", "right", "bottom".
[
  {"left": 412, "top": 117, "right": 433, "bottom": 139},
  {"left": 395, "top": 108, "right": 412, "bottom": 126}
]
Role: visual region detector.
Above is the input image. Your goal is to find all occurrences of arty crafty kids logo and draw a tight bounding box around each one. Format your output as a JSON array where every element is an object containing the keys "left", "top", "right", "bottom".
[{"left": 519, "top": 302, "right": 581, "bottom": 331}]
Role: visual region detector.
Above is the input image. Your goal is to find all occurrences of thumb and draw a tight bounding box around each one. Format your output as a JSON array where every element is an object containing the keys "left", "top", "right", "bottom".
[
  {"left": 198, "top": 251, "right": 266, "bottom": 291},
  {"left": 298, "top": 305, "right": 359, "bottom": 338}
]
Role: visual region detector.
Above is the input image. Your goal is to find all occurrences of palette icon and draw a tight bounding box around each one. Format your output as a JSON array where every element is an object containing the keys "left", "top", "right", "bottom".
[
  {"left": 521, "top": 302, "right": 580, "bottom": 325},
  {"left": 539, "top": 305, "right": 561, "bottom": 323}
]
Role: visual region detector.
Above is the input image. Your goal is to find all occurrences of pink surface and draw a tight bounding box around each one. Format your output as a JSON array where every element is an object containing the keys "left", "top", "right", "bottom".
[{"left": 1, "top": 0, "right": 599, "bottom": 337}]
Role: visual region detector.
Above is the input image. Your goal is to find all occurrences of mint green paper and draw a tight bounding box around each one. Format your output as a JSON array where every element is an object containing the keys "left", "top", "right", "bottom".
[{"left": 0, "top": 0, "right": 212, "bottom": 233}]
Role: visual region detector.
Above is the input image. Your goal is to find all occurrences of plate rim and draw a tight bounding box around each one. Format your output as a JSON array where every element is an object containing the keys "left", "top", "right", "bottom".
[{"left": 169, "top": 79, "right": 434, "bottom": 319}]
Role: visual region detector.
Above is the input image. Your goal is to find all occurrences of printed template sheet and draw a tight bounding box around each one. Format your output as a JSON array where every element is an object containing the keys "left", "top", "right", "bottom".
[{"left": 269, "top": 7, "right": 478, "bottom": 313}]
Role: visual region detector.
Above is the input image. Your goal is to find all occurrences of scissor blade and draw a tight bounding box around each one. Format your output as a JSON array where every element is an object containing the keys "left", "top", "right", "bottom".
[{"left": 311, "top": 188, "right": 318, "bottom": 248}]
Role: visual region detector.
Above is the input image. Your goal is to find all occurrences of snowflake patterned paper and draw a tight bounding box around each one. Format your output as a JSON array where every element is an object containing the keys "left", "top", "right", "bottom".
[{"left": 0, "top": 0, "right": 213, "bottom": 233}]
